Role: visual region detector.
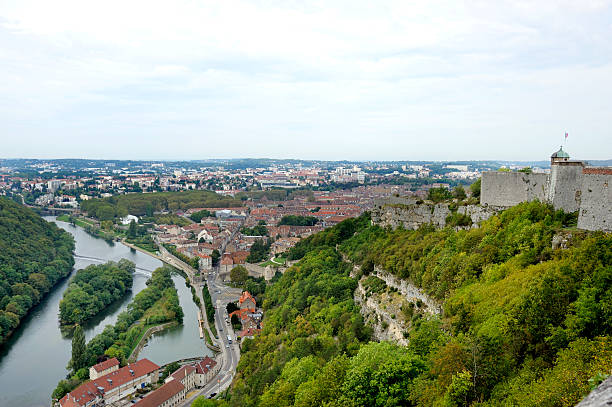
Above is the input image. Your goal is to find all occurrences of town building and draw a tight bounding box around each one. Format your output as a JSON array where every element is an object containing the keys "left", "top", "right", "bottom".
[
  {"left": 193, "top": 357, "right": 219, "bottom": 386},
  {"left": 59, "top": 358, "right": 160, "bottom": 407},
  {"left": 165, "top": 365, "right": 196, "bottom": 390},
  {"left": 89, "top": 357, "right": 119, "bottom": 380},
  {"left": 133, "top": 379, "right": 185, "bottom": 407}
]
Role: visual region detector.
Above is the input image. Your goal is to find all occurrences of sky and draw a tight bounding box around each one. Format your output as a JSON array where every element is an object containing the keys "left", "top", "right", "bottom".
[{"left": 1, "top": 0, "right": 611, "bottom": 162}]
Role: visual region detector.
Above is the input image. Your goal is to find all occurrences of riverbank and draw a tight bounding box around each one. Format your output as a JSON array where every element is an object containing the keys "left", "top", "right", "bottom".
[
  {"left": 121, "top": 239, "right": 164, "bottom": 260},
  {"left": 0, "top": 217, "right": 167, "bottom": 407},
  {"left": 128, "top": 321, "right": 179, "bottom": 362}
]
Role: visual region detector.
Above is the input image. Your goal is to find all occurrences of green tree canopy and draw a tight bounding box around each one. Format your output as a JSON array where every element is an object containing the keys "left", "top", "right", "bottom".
[{"left": 230, "top": 265, "right": 249, "bottom": 284}]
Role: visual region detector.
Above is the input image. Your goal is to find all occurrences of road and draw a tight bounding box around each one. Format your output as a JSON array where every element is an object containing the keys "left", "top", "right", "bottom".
[
  {"left": 181, "top": 269, "right": 242, "bottom": 404},
  {"left": 154, "top": 238, "right": 243, "bottom": 404}
]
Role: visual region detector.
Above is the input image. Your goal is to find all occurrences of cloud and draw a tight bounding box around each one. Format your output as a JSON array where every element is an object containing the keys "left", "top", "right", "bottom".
[{"left": 0, "top": 0, "right": 611, "bottom": 160}]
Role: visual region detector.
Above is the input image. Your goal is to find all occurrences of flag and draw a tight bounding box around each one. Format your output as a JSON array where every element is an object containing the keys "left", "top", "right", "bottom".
[{"left": 565, "top": 132, "right": 568, "bottom": 140}]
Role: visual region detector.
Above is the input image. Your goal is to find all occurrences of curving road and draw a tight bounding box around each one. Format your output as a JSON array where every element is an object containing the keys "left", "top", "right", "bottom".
[
  {"left": 154, "top": 242, "right": 242, "bottom": 405},
  {"left": 180, "top": 270, "right": 242, "bottom": 404}
]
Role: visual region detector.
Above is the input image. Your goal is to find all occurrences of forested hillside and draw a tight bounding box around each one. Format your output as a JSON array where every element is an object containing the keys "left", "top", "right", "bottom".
[
  {"left": 219, "top": 201, "right": 611, "bottom": 407},
  {"left": 80, "top": 190, "right": 242, "bottom": 221},
  {"left": 59, "top": 260, "right": 134, "bottom": 325},
  {"left": 0, "top": 197, "right": 75, "bottom": 344}
]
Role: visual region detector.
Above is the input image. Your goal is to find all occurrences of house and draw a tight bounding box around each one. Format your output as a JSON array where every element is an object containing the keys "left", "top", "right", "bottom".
[
  {"left": 197, "top": 229, "right": 214, "bottom": 243},
  {"left": 133, "top": 379, "right": 185, "bottom": 407},
  {"left": 59, "top": 358, "right": 160, "bottom": 407},
  {"left": 237, "top": 327, "right": 261, "bottom": 339},
  {"left": 197, "top": 253, "right": 212, "bottom": 271},
  {"left": 239, "top": 291, "right": 256, "bottom": 311},
  {"left": 220, "top": 255, "right": 234, "bottom": 274},
  {"left": 230, "top": 250, "right": 250, "bottom": 265},
  {"left": 193, "top": 357, "right": 219, "bottom": 386},
  {"left": 89, "top": 357, "right": 119, "bottom": 380},
  {"left": 166, "top": 365, "right": 196, "bottom": 391}
]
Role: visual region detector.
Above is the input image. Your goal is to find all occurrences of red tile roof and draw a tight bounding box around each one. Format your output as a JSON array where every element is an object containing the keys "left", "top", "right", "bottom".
[
  {"left": 583, "top": 167, "right": 612, "bottom": 175},
  {"left": 194, "top": 357, "right": 217, "bottom": 375},
  {"left": 60, "top": 359, "right": 160, "bottom": 407},
  {"left": 133, "top": 380, "right": 184, "bottom": 407},
  {"left": 170, "top": 365, "right": 196, "bottom": 382},
  {"left": 239, "top": 291, "right": 256, "bottom": 307},
  {"left": 91, "top": 357, "right": 119, "bottom": 373}
]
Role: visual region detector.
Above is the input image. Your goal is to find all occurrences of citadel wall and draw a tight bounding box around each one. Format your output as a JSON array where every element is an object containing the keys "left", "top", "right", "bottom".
[
  {"left": 481, "top": 172, "right": 548, "bottom": 207},
  {"left": 548, "top": 162, "right": 583, "bottom": 213},
  {"left": 577, "top": 170, "right": 612, "bottom": 232}
]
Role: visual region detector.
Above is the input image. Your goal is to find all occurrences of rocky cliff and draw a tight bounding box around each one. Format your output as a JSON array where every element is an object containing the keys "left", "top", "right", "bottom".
[{"left": 371, "top": 197, "right": 497, "bottom": 230}]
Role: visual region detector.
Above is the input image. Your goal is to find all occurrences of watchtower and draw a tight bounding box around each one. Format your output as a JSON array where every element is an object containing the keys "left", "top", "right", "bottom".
[{"left": 548, "top": 147, "right": 584, "bottom": 212}]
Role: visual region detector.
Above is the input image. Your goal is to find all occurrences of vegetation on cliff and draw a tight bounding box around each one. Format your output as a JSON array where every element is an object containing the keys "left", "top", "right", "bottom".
[
  {"left": 59, "top": 260, "right": 134, "bottom": 325},
  {"left": 221, "top": 201, "right": 610, "bottom": 407},
  {"left": 0, "top": 197, "right": 75, "bottom": 344}
]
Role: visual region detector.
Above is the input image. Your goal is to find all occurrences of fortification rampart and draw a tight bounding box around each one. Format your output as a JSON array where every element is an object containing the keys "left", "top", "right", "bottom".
[
  {"left": 481, "top": 172, "right": 548, "bottom": 208},
  {"left": 577, "top": 172, "right": 612, "bottom": 232},
  {"left": 480, "top": 149, "right": 610, "bottom": 232},
  {"left": 548, "top": 162, "right": 583, "bottom": 212}
]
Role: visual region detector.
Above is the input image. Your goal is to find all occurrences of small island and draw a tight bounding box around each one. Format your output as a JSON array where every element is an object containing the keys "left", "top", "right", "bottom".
[{"left": 59, "top": 259, "right": 135, "bottom": 326}]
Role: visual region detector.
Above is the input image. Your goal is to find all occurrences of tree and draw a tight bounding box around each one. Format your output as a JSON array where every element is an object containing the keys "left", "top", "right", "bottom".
[
  {"left": 231, "top": 314, "right": 241, "bottom": 330},
  {"left": 211, "top": 250, "right": 221, "bottom": 266},
  {"left": 470, "top": 178, "right": 481, "bottom": 199},
  {"left": 453, "top": 185, "right": 467, "bottom": 200},
  {"left": 128, "top": 219, "right": 137, "bottom": 239},
  {"left": 230, "top": 266, "right": 249, "bottom": 284},
  {"left": 192, "top": 397, "right": 227, "bottom": 407},
  {"left": 71, "top": 324, "right": 86, "bottom": 371},
  {"left": 444, "top": 370, "right": 474, "bottom": 407},
  {"left": 428, "top": 187, "right": 452, "bottom": 203}
]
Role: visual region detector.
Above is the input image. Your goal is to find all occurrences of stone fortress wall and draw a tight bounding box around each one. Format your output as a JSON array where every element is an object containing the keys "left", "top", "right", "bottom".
[
  {"left": 373, "top": 148, "right": 611, "bottom": 233},
  {"left": 481, "top": 148, "right": 611, "bottom": 232},
  {"left": 480, "top": 172, "right": 549, "bottom": 207},
  {"left": 575, "top": 169, "right": 612, "bottom": 232}
]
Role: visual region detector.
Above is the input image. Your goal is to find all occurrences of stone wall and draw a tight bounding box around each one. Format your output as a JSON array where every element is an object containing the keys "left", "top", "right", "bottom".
[
  {"left": 371, "top": 201, "right": 497, "bottom": 231},
  {"left": 481, "top": 172, "right": 549, "bottom": 208},
  {"left": 548, "top": 162, "right": 583, "bottom": 212},
  {"left": 480, "top": 164, "right": 611, "bottom": 232},
  {"left": 577, "top": 173, "right": 612, "bottom": 232}
]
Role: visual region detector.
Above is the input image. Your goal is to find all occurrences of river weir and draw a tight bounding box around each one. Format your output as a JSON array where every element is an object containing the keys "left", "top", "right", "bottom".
[{"left": 0, "top": 217, "right": 210, "bottom": 407}]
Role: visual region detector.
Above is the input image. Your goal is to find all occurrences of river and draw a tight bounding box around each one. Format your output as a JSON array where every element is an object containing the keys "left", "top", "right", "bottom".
[{"left": 0, "top": 217, "right": 210, "bottom": 407}]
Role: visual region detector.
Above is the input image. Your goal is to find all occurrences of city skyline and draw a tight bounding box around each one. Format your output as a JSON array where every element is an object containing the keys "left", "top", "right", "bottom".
[{"left": 1, "top": 1, "right": 611, "bottom": 161}]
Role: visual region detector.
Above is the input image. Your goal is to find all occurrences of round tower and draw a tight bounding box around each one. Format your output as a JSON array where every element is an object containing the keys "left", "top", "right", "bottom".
[{"left": 548, "top": 146, "right": 583, "bottom": 213}]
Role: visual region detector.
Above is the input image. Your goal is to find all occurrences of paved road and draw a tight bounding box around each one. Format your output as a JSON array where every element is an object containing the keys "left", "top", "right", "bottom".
[
  {"left": 181, "top": 270, "right": 242, "bottom": 404},
  {"left": 153, "top": 239, "right": 243, "bottom": 404}
]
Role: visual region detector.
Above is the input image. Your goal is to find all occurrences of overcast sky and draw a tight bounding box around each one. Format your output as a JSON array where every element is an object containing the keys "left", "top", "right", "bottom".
[{"left": 1, "top": 1, "right": 611, "bottom": 161}]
